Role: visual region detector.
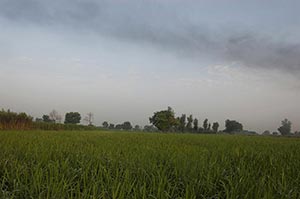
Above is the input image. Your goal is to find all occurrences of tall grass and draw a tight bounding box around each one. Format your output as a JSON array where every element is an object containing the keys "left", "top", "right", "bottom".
[
  {"left": 1, "top": 131, "right": 300, "bottom": 198},
  {"left": 0, "top": 109, "right": 33, "bottom": 130}
]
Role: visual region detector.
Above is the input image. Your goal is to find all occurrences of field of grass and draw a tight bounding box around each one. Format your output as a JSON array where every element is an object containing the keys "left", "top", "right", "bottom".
[{"left": 0, "top": 130, "right": 300, "bottom": 199}]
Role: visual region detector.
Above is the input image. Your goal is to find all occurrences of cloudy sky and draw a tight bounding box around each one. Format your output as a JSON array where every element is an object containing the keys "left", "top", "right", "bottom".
[{"left": 1, "top": 0, "right": 300, "bottom": 132}]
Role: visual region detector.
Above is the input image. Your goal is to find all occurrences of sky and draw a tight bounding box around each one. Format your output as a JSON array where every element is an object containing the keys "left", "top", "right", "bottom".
[{"left": 0, "top": 0, "right": 300, "bottom": 133}]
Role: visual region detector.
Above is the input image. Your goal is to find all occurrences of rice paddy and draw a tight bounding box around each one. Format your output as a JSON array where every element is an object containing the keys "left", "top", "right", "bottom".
[{"left": 1, "top": 130, "right": 300, "bottom": 198}]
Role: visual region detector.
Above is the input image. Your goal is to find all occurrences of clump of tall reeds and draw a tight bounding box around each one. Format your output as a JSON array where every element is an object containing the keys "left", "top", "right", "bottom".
[{"left": 0, "top": 109, "right": 33, "bottom": 130}]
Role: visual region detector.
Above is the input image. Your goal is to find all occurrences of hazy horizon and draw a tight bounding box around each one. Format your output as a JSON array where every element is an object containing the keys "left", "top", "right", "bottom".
[{"left": 1, "top": 0, "right": 300, "bottom": 133}]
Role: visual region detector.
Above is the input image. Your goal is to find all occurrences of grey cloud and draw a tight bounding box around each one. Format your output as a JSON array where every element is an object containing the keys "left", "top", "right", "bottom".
[{"left": 1, "top": 0, "right": 300, "bottom": 74}]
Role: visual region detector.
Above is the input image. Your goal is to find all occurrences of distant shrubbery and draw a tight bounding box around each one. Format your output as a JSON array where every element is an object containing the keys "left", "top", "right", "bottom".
[
  {"left": 0, "top": 109, "right": 99, "bottom": 131},
  {"left": 0, "top": 109, "right": 33, "bottom": 130},
  {"left": 33, "top": 122, "right": 99, "bottom": 131}
]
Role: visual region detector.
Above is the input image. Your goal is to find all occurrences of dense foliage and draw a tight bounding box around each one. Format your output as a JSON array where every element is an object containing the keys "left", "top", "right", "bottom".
[
  {"left": 0, "top": 109, "right": 33, "bottom": 130},
  {"left": 149, "top": 107, "right": 179, "bottom": 131},
  {"left": 64, "top": 112, "right": 81, "bottom": 124},
  {"left": 224, "top": 119, "right": 243, "bottom": 133},
  {"left": 278, "top": 119, "right": 292, "bottom": 135},
  {"left": 1, "top": 131, "right": 300, "bottom": 198}
]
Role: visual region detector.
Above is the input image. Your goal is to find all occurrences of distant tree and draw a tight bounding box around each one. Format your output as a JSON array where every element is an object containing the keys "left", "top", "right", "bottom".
[
  {"left": 198, "top": 127, "right": 204, "bottom": 133},
  {"left": 84, "top": 112, "right": 94, "bottom": 126},
  {"left": 224, "top": 119, "right": 243, "bottom": 133},
  {"left": 186, "top": 115, "right": 193, "bottom": 132},
  {"left": 295, "top": 131, "right": 300, "bottom": 136},
  {"left": 193, "top": 118, "right": 198, "bottom": 132},
  {"left": 208, "top": 123, "right": 211, "bottom": 131},
  {"left": 272, "top": 132, "right": 279, "bottom": 136},
  {"left": 278, "top": 119, "right": 292, "bottom": 136},
  {"left": 134, "top": 125, "right": 141, "bottom": 131},
  {"left": 115, "top": 124, "right": 123, "bottom": 130},
  {"left": 122, "top": 121, "right": 133, "bottom": 130},
  {"left": 262, "top": 130, "right": 270, "bottom": 135},
  {"left": 102, "top": 121, "right": 109, "bottom": 128},
  {"left": 64, "top": 112, "right": 81, "bottom": 124},
  {"left": 178, "top": 114, "right": 186, "bottom": 132},
  {"left": 49, "top": 110, "right": 62, "bottom": 123},
  {"left": 149, "top": 107, "right": 179, "bottom": 132},
  {"left": 212, "top": 122, "right": 219, "bottom": 133},
  {"left": 143, "top": 125, "right": 157, "bottom": 132},
  {"left": 109, "top": 123, "right": 115, "bottom": 129},
  {"left": 35, "top": 118, "right": 43, "bottom": 122},
  {"left": 42, "top": 115, "right": 54, "bottom": 123},
  {"left": 203, "top": 119, "right": 208, "bottom": 131}
]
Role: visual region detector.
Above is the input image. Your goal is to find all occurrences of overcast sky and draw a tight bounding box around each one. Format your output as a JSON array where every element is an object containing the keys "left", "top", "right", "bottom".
[{"left": 1, "top": 0, "right": 300, "bottom": 133}]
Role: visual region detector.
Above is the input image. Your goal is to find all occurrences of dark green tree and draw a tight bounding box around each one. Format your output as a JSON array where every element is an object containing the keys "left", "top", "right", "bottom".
[
  {"left": 115, "top": 124, "right": 123, "bottom": 130},
  {"left": 134, "top": 125, "right": 141, "bottom": 131},
  {"left": 262, "top": 130, "right": 270, "bottom": 135},
  {"left": 42, "top": 115, "right": 54, "bottom": 123},
  {"left": 193, "top": 118, "right": 198, "bottom": 132},
  {"left": 109, "top": 123, "right": 115, "bottom": 129},
  {"left": 186, "top": 115, "right": 193, "bottom": 132},
  {"left": 35, "top": 118, "right": 43, "bottom": 122},
  {"left": 149, "top": 107, "right": 179, "bottom": 132},
  {"left": 102, "top": 121, "right": 109, "bottom": 128},
  {"left": 203, "top": 119, "right": 208, "bottom": 131},
  {"left": 178, "top": 114, "right": 186, "bottom": 132},
  {"left": 122, "top": 121, "right": 133, "bottom": 130},
  {"left": 208, "top": 123, "right": 211, "bottom": 131},
  {"left": 64, "top": 112, "right": 81, "bottom": 124},
  {"left": 224, "top": 119, "right": 243, "bottom": 133},
  {"left": 212, "top": 122, "right": 219, "bottom": 133},
  {"left": 278, "top": 119, "right": 292, "bottom": 136}
]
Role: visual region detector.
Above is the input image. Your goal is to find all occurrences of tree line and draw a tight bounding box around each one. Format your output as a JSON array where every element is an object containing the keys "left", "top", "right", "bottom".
[
  {"left": 148, "top": 107, "right": 298, "bottom": 135},
  {"left": 0, "top": 107, "right": 298, "bottom": 135},
  {"left": 148, "top": 107, "right": 243, "bottom": 134}
]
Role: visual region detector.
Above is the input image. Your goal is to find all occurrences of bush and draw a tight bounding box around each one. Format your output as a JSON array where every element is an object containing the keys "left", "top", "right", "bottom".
[{"left": 0, "top": 109, "right": 33, "bottom": 130}]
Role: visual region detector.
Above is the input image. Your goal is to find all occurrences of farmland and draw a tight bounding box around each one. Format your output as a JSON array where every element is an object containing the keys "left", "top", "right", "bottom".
[{"left": 1, "top": 130, "right": 300, "bottom": 198}]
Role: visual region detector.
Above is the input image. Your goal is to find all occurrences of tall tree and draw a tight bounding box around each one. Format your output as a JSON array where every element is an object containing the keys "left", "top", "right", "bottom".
[
  {"left": 212, "top": 122, "right": 219, "bottom": 133},
  {"left": 278, "top": 119, "right": 292, "bottom": 136},
  {"left": 179, "top": 114, "right": 186, "bottom": 132},
  {"left": 193, "top": 118, "right": 198, "bottom": 132},
  {"left": 186, "top": 115, "right": 193, "bottom": 132},
  {"left": 64, "top": 112, "right": 81, "bottom": 124},
  {"left": 208, "top": 123, "right": 211, "bottom": 131},
  {"left": 149, "top": 107, "right": 179, "bottom": 132},
  {"left": 203, "top": 119, "right": 208, "bottom": 131},
  {"left": 102, "top": 121, "right": 109, "bottom": 128}
]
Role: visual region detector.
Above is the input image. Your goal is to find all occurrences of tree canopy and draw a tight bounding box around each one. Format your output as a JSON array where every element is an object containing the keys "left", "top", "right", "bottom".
[
  {"left": 278, "top": 119, "right": 292, "bottom": 136},
  {"left": 224, "top": 120, "right": 243, "bottom": 133},
  {"left": 64, "top": 112, "right": 81, "bottom": 124},
  {"left": 149, "top": 107, "right": 179, "bottom": 132}
]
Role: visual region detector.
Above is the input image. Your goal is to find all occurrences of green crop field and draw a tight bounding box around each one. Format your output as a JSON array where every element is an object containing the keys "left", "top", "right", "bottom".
[{"left": 0, "top": 131, "right": 300, "bottom": 199}]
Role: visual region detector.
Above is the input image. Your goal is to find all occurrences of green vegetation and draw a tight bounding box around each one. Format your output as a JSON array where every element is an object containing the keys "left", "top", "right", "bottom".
[
  {"left": 0, "top": 109, "right": 33, "bottom": 130},
  {"left": 33, "top": 122, "right": 99, "bottom": 131},
  {"left": 1, "top": 130, "right": 300, "bottom": 198}
]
